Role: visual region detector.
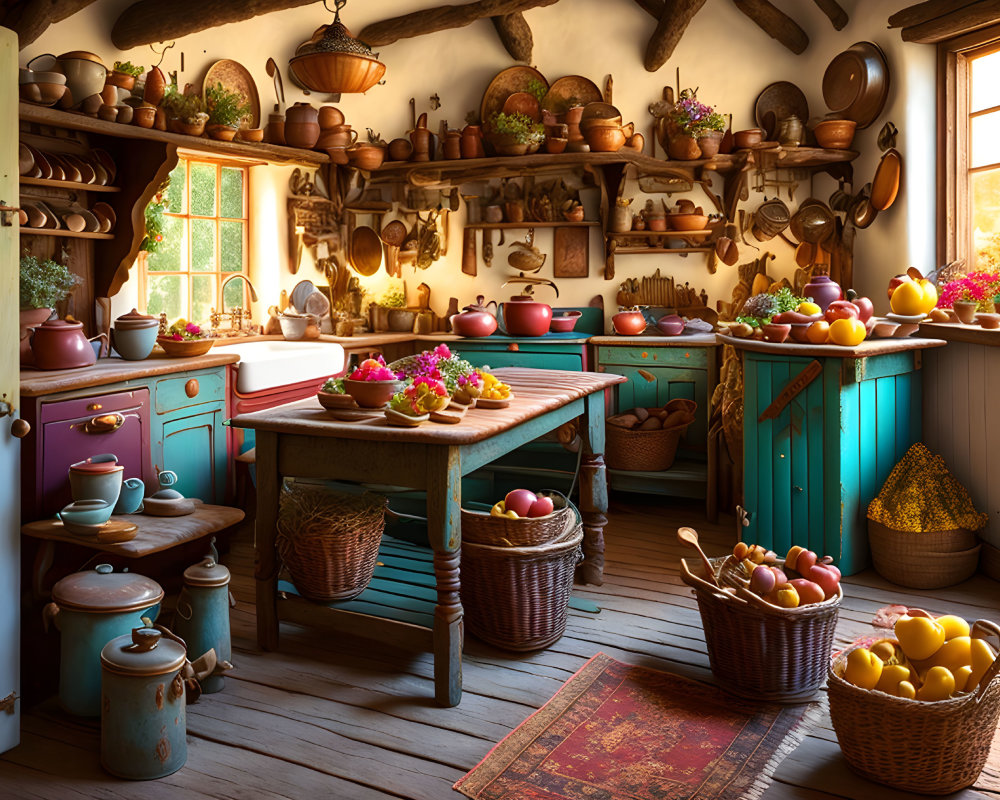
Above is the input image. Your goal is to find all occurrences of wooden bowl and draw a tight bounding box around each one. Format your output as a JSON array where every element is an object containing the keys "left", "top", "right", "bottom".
[
  {"left": 289, "top": 52, "right": 386, "bottom": 94},
  {"left": 346, "top": 143, "right": 385, "bottom": 170},
  {"left": 343, "top": 378, "right": 401, "bottom": 409},
  {"left": 237, "top": 128, "right": 264, "bottom": 142},
  {"left": 813, "top": 119, "right": 857, "bottom": 149},
  {"left": 316, "top": 391, "right": 358, "bottom": 410},
  {"left": 350, "top": 226, "right": 383, "bottom": 276},
  {"left": 733, "top": 128, "right": 764, "bottom": 148},
  {"left": 667, "top": 213, "right": 708, "bottom": 231},
  {"left": 156, "top": 337, "right": 214, "bottom": 357}
]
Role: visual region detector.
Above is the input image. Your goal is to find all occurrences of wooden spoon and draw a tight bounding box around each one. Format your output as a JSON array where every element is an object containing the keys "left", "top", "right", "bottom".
[{"left": 677, "top": 527, "right": 719, "bottom": 586}]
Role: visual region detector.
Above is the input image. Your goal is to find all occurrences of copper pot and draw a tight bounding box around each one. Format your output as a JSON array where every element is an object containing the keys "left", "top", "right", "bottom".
[
  {"left": 501, "top": 295, "right": 552, "bottom": 337},
  {"left": 284, "top": 102, "right": 320, "bottom": 149},
  {"left": 585, "top": 126, "right": 626, "bottom": 152}
]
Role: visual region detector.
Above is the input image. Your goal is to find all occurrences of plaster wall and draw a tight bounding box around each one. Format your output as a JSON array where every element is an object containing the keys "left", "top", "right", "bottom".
[{"left": 22, "top": 0, "right": 937, "bottom": 330}]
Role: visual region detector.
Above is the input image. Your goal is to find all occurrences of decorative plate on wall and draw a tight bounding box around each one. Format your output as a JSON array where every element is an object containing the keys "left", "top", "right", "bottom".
[
  {"left": 480, "top": 66, "right": 547, "bottom": 126},
  {"left": 203, "top": 59, "right": 261, "bottom": 129},
  {"left": 541, "top": 75, "right": 602, "bottom": 113}
]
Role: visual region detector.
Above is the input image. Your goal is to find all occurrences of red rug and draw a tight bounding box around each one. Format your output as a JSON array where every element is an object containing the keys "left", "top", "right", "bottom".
[{"left": 454, "top": 653, "right": 816, "bottom": 800}]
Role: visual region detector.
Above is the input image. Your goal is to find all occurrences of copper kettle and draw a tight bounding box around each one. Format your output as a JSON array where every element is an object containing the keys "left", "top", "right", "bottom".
[{"left": 30, "top": 318, "right": 107, "bottom": 370}]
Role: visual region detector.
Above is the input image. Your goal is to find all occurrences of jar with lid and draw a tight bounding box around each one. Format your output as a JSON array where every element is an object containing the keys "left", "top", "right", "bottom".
[
  {"left": 777, "top": 115, "right": 804, "bottom": 148},
  {"left": 172, "top": 551, "right": 234, "bottom": 694}
]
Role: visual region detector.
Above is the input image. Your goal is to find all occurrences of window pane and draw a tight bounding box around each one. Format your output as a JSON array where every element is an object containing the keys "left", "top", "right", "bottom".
[
  {"left": 147, "top": 216, "right": 185, "bottom": 272},
  {"left": 220, "top": 167, "right": 244, "bottom": 218},
  {"left": 972, "top": 169, "right": 1000, "bottom": 270},
  {"left": 971, "top": 50, "right": 1000, "bottom": 112},
  {"left": 146, "top": 275, "right": 185, "bottom": 321},
  {"left": 970, "top": 110, "right": 1000, "bottom": 168},
  {"left": 191, "top": 218, "right": 217, "bottom": 272},
  {"left": 165, "top": 161, "right": 186, "bottom": 213},
  {"left": 191, "top": 275, "right": 215, "bottom": 327},
  {"left": 190, "top": 162, "right": 216, "bottom": 217},
  {"left": 223, "top": 275, "right": 248, "bottom": 310},
  {"left": 220, "top": 220, "right": 244, "bottom": 272}
]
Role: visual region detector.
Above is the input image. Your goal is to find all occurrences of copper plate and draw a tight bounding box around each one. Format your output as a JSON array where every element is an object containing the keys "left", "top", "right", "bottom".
[
  {"left": 480, "top": 66, "right": 547, "bottom": 126},
  {"left": 754, "top": 81, "right": 809, "bottom": 141},
  {"left": 870, "top": 148, "right": 901, "bottom": 211},
  {"left": 350, "top": 225, "right": 383, "bottom": 276},
  {"left": 822, "top": 41, "right": 890, "bottom": 129},
  {"left": 541, "top": 75, "right": 602, "bottom": 113},
  {"left": 203, "top": 59, "right": 261, "bottom": 128}
]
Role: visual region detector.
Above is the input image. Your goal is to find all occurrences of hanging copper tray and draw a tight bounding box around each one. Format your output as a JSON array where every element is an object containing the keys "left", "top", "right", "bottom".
[
  {"left": 203, "top": 59, "right": 261, "bottom": 128},
  {"left": 480, "top": 66, "right": 547, "bottom": 126},
  {"left": 870, "top": 148, "right": 901, "bottom": 211},
  {"left": 540, "top": 75, "right": 602, "bottom": 113},
  {"left": 822, "top": 41, "right": 890, "bottom": 130},
  {"left": 754, "top": 81, "right": 809, "bottom": 141}
]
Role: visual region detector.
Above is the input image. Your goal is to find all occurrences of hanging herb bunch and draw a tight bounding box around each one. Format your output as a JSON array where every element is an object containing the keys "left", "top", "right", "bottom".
[{"left": 141, "top": 178, "right": 170, "bottom": 254}]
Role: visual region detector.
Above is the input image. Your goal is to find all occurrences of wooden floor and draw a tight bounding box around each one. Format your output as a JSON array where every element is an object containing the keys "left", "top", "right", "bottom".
[{"left": 2, "top": 494, "right": 999, "bottom": 799}]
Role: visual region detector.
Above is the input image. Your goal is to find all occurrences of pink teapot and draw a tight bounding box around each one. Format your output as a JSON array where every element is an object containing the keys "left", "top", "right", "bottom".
[
  {"left": 450, "top": 295, "right": 498, "bottom": 338},
  {"left": 501, "top": 294, "right": 553, "bottom": 337},
  {"left": 30, "top": 318, "right": 107, "bottom": 370}
]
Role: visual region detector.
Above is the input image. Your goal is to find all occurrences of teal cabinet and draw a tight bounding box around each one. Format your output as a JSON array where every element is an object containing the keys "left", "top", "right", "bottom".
[
  {"left": 740, "top": 345, "right": 925, "bottom": 576},
  {"left": 450, "top": 337, "right": 589, "bottom": 372}
]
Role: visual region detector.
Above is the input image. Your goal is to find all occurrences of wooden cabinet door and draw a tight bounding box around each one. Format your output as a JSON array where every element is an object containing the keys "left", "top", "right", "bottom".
[{"left": 161, "top": 408, "right": 226, "bottom": 503}]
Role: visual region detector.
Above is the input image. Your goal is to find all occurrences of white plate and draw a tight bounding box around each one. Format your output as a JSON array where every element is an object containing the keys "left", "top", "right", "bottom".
[{"left": 885, "top": 312, "right": 925, "bottom": 324}]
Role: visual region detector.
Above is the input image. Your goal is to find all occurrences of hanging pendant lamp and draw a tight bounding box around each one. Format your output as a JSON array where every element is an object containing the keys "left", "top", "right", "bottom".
[{"left": 289, "top": 0, "right": 386, "bottom": 94}]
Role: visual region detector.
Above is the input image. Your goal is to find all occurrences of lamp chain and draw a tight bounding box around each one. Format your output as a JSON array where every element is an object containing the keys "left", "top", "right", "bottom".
[{"left": 322, "top": 0, "right": 347, "bottom": 22}]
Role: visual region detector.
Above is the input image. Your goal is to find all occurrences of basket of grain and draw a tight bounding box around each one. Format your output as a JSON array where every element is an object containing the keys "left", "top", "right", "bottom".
[{"left": 606, "top": 398, "right": 696, "bottom": 471}]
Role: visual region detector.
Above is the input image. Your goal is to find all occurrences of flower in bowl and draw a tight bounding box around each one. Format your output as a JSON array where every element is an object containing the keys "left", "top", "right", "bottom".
[
  {"left": 343, "top": 356, "right": 403, "bottom": 408},
  {"left": 391, "top": 377, "right": 450, "bottom": 416}
]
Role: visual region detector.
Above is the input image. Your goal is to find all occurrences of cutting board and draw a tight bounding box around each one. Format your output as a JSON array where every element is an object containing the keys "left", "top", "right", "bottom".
[{"left": 553, "top": 226, "right": 588, "bottom": 278}]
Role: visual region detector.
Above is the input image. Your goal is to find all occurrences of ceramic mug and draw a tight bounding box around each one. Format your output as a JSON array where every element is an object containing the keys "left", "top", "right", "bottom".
[
  {"left": 57, "top": 499, "right": 114, "bottom": 526},
  {"left": 114, "top": 477, "right": 145, "bottom": 514}
]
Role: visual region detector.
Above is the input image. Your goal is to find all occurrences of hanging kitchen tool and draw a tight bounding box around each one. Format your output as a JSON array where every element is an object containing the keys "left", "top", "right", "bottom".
[
  {"left": 265, "top": 57, "right": 285, "bottom": 112},
  {"left": 507, "top": 228, "right": 546, "bottom": 273},
  {"left": 483, "top": 229, "right": 494, "bottom": 269},
  {"left": 349, "top": 225, "right": 383, "bottom": 276},
  {"left": 462, "top": 227, "right": 477, "bottom": 276},
  {"left": 822, "top": 41, "right": 890, "bottom": 129},
  {"left": 870, "top": 148, "right": 901, "bottom": 211},
  {"left": 380, "top": 219, "right": 407, "bottom": 278},
  {"left": 877, "top": 121, "right": 898, "bottom": 151}
]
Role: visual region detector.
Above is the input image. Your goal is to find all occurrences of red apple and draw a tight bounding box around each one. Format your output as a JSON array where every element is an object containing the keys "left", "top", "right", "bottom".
[
  {"left": 789, "top": 578, "right": 825, "bottom": 606},
  {"left": 824, "top": 301, "right": 861, "bottom": 323},
  {"left": 795, "top": 549, "right": 818, "bottom": 573},
  {"left": 503, "top": 489, "right": 538, "bottom": 518},
  {"left": 805, "top": 563, "right": 841, "bottom": 599},
  {"left": 887, "top": 274, "right": 911, "bottom": 300},
  {"left": 527, "top": 495, "right": 555, "bottom": 518},
  {"left": 853, "top": 296, "right": 874, "bottom": 323}
]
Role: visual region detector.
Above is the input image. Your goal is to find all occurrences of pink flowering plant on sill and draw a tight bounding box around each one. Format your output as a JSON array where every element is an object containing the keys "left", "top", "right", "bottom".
[
  {"left": 389, "top": 376, "right": 450, "bottom": 417},
  {"left": 938, "top": 272, "right": 1000, "bottom": 311}
]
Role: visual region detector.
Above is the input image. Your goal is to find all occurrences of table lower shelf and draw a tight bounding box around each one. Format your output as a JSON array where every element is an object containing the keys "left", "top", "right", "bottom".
[{"left": 608, "top": 458, "right": 707, "bottom": 497}]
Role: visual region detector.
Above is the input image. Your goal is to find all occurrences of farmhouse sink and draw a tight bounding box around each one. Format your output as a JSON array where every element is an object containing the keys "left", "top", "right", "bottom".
[{"left": 219, "top": 340, "right": 345, "bottom": 394}]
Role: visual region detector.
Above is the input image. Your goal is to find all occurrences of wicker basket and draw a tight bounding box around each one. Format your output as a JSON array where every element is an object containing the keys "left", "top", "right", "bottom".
[
  {"left": 981, "top": 538, "right": 1000, "bottom": 581},
  {"left": 461, "top": 492, "right": 573, "bottom": 547},
  {"left": 276, "top": 483, "right": 386, "bottom": 602},
  {"left": 868, "top": 520, "right": 980, "bottom": 589},
  {"left": 461, "top": 511, "right": 582, "bottom": 651},
  {"left": 828, "top": 620, "right": 1000, "bottom": 795},
  {"left": 606, "top": 398, "right": 696, "bottom": 472},
  {"left": 681, "top": 556, "right": 841, "bottom": 702}
]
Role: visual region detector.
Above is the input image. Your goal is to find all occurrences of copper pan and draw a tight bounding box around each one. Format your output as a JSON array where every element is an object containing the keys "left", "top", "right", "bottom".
[
  {"left": 870, "top": 148, "right": 901, "bottom": 211},
  {"left": 822, "top": 41, "right": 890, "bottom": 130}
]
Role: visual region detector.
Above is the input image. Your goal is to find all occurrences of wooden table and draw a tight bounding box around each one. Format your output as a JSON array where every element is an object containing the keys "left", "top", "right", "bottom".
[{"left": 231, "top": 368, "right": 624, "bottom": 706}]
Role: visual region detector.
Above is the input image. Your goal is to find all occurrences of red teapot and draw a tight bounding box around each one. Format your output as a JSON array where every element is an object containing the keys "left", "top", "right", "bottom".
[
  {"left": 450, "top": 295, "right": 498, "bottom": 338},
  {"left": 612, "top": 308, "right": 647, "bottom": 336},
  {"left": 30, "top": 318, "right": 107, "bottom": 370},
  {"left": 502, "top": 294, "right": 553, "bottom": 337}
]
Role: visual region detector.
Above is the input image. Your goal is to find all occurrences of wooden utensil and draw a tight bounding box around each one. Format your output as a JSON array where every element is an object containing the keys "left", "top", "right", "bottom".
[
  {"left": 553, "top": 226, "right": 589, "bottom": 278},
  {"left": 265, "top": 57, "right": 285, "bottom": 112},
  {"left": 677, "top": 526, "right": 719, "bottom": 586},
  {"left": 462, "top": 227, "right": 477, "bottom": 276}
]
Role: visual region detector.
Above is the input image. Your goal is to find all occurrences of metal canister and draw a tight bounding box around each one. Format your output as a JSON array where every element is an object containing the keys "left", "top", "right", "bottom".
[
  {"left": 101, "top": 627, "right": 187, "bottom": 779},
  {"left": 173, "top": 555, "right": 233, "bottom": 693},
  {"left": 44, "top": 564, "right": 163, "bottom": 717}
]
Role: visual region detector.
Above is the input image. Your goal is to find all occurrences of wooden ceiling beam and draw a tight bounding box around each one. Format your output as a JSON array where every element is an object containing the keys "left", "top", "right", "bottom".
[
  {"left": 811, "top": 0, "right": 848, "bottom": 30},
  {"left": 112, "top": 0, "right": 315, "bottom": 50},
  {"left": 644, "top": 0, "right": 707, "bottom": 72},
  {"left": 888, "top": 0, "right": 982, "bottom": 30},
  {"left": 732, "top": 0, "right": 808, "bottom": 54},
  {"left": 4, "top": 0, "right": 101, "bottom": 48},
  {"left": 491, "top": 13, "right": 533, "bottom": 61},
  {"left": 896, "top": 0, "right": 1000, "bottom": 43},
  {"left": 358, "top": 0, "right": 559, "bottom": 48}
]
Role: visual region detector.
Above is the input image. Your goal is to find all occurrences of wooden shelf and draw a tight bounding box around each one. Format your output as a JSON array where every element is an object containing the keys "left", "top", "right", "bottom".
[
  {"left": 612, "top": 246, "right": 712, "bottom": 255},
  {"left": 466, "top": 221, "right": 600, "bottom": 229},
  {"left": 19, "top": 227, "right": 114, "bottom": 240},
  {"left": 610, "top": 229, "right": 714, "bottom": 239},
  {"left": 19, "top": 102, "right": 329, "bottom": 167},
  {"left": 20, "top": 176, "right": 121, "bottom": 193}
]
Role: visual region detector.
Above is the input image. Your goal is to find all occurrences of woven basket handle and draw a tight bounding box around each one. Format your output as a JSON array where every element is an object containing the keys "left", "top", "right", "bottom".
[
  {"left": 971, "top": 619, "right": 1000, "bottom": 699},
  {"left": 679, "top": 558, "right": 746, "bottom": 605}
]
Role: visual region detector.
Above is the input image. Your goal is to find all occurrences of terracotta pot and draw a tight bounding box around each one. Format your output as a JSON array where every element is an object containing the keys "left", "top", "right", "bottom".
[
  {"left": 505, "top": 202, "right": 524, "bottom": 223},
  {"left": 461, "top": 124, "right": 485, "bottom": 158},
  {"left": 450, "top": 296, "right": 498, "bottom": 337},
  {"left": 501, "top": 295, "right": 552, "bottom": 337},
  {"left": 545, "top": 137, "right": 568, "bottom": 154},
  {"left": 143, "top": 66, "right": 165, "bottom": 106},
  {"left": 316, "top": 124, "right": 356, "bottom": 150},
  {"left": 442, "top": 131, "right": 462, "bottom": 161},
  {"left": 343, "top": 378, "right": 401, "bottom": 409},
  {"left": 803, "top": 275, "right": 842, "bottom": 312},
  {"left": 29, "top": 318, "right": 106, "bottom": 370},
  {"left": 132, "top": 106, "right": 156, "bottom": 128},
  {"left": 283, "top": 102, "right": 320, "bottom": 149},
  {"left": 697, "top": 130, "right": 724, "bottom": 158},
  {"left": 170, "top": 118, "right": 206, "bottom": 137},
  {"left": 954, "top": 300, "right": 978, "bottom": 324},
  {"left": 387, "top": 137, "right": 412, "bottom": 161},
  {"left": 410, "top": 113, "right": 432, "bottom": 161},
  {"left": 206, "top": 124, "right": 237, "bottom": 141},
  {"left": 585, "top": 126, "right": 626, "bottom": 152},
  {"left": 346, "top": 142, "right": 385, "bottom": 170},
  {"left": 612, "top": 310, "right": 647, "bottom": 336},
  {"left": 265, "top": 113, "right": 285, "bottom": 145},
  {"left": 668, "top": 134, "right": 701, "bottom": 161},
  {"left": 733, "top": 128, "right": 764, "bottom": 149}
]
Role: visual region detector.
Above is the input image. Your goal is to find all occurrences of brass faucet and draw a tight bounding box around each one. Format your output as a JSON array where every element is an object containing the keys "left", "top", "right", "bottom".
[{"left": 211, "top": 274, "right": 259, "bottom": 332}]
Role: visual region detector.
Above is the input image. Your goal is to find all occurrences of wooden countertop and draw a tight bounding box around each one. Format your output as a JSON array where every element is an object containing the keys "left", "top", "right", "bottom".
[
  {"left": 213, "top": 332, "right": 419, "bottom": 348},
  {"left": 590, "top": 333, "right": 718, "bottom": 346},
  {"left": 20, "top": 352, "right": 240, "bottom": 397},
  {"left": 918, "top": 321, "right": 1000, "bottom": 347},
  {"left": 717, "top": 334, "right": 947, "bottom": 358},
  {"left": 231, "top": 368, "right": 624, "bottom": 445}
]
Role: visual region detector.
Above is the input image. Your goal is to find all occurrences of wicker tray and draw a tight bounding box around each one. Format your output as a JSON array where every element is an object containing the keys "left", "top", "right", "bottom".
[
  {"left": 461, "top": 508, "right": 582, "bottom": 651},
  {"left": 868, "top": 520, "right": 980, "bottom": 589},
  {"left": 461, "top": 491, "right": 573, "bottom": 548},
  {"left": 681, "top": 556, "right": 841, "bottom": 702},
  {"left": 828, "top": 620, "right": 1000, "bottom": 795}
]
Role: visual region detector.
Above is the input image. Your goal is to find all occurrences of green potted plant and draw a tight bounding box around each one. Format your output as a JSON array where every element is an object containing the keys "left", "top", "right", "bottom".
[
  {"left": 205, "top": 82, "right": 251, "bottom": 141},
  {"left": 19, "top": 250, "right": 79, "bottom": 357},
  {"left": 108, "top": 60, "right": 143, "bottom": 92},
  {"left": 162, "top": 85, "right": 209, "bottom": 136},
  {"left": 486, "top": 111, "right": 544, "bottom": 156}
]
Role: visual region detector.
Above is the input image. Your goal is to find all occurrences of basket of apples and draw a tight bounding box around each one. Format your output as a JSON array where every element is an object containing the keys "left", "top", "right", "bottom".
[
  {"left": 462, "top": 489, "right": 573, "bottom": 548},
  {"left": 680, "top": 539, "right": 843, "bottom": 702}
]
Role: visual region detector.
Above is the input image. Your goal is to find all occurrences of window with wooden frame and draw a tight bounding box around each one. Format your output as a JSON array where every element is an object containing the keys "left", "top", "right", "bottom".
[
  {"left": 940, "top": 24, "right": 1000, "bottom": 272},
  {"left": 140, "top": 155, "right": 250, "bottom": 326}
]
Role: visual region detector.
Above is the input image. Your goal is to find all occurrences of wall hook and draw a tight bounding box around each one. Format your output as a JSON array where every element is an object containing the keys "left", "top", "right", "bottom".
[{"left": 150, "top": 40, "right": 176, "bottom": 69}]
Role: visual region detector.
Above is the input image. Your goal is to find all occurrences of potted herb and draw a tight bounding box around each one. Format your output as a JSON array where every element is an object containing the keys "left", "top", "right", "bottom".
[
  {"left": 19, "top": 251, "right": 79, "bottom": 357},
  {"left": 657, "top": 89, "right": 727, "bottom": 160},
  {"left": 162, "top": 85, "right": 209, "bottom": 136},
  {"left": 205, "top": 82, "right": 251, "bottom": 141},
  {"left": 486, "top": 111, "right": 544, "bottom": 156},
  {"left": 108, "top": 60, "right": 143, "bottom": 92}
]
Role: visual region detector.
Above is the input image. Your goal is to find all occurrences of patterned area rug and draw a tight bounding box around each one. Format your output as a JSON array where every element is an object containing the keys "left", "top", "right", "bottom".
[{"left": 454, "top": 653, "right": 818, "bottom": 800}]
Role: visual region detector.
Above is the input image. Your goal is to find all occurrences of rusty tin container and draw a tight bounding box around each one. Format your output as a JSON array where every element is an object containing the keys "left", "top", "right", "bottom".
[
  {"left": 101, "top": 627, "right": 187, "bottom": 779},
  {"left": 173, "top": 555, "right": 234, "bottom": 693},
  {"left": 44, "top": 564, "right": 163, "bottom": 717}
]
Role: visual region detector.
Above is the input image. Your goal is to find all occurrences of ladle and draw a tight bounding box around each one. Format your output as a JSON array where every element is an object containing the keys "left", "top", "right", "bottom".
[{"left": 677, "top": 526, "right": 719, "bottom": 586}]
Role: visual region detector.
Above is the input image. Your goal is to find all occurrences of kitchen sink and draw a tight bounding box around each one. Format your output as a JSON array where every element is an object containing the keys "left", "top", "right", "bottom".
[{"left": 218, "top": 340, "right": 345, "bottom": 394}]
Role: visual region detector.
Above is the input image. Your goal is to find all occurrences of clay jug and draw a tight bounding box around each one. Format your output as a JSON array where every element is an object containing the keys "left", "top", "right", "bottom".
[
  {"left": 410, "top": 113, "right": 432, "bottom": 162},
  {"left": 443, "top": 130, "right": 462, "bottom": 161},
  {"left": 461, "top": 124, "right": 485, "bottom": 159},
  {"left": 668, "top": 134, "right": 701, "bottom": 161},
  {"left": 316, "top": 124, "right": 357, "bottom": 150},
  {"left": 284, "top": 102, "right": 320, "bottom": 149}
]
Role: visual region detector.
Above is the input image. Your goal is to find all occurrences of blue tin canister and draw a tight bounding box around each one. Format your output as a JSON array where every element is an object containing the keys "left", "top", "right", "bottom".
[
  {"left": 101, "top": 627, "right": 187, "bottom": 779},
  {"left": 44, "top": 564, "right": 163, "bottom": 717},
  {"left": 173, "top": 555, "right": 234, "bottom": 693}
]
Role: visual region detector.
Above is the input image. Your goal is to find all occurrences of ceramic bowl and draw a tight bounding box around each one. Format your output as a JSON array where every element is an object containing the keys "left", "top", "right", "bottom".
[
  {"left": 549, "top": 311, "right": 581, "bottom": 333},
  {"left": 733, "top": 128, "right": 764, "bottom": 148},
  {"left": 667, "top": 213, "right": 708, "bottom": 231},
  {"left": 58, "top": 499, "right": 114, "bottom": 527},
  {"left": 156, "top": 336, "right": 214, "bottom": 357},
  {"left": 977, "top": 312, "right": 1000, "bottom": 329},
  {"left": 69, "top": 465, "right": 123, "bottom": 508},
  {"left": 56, "top": 54, "right": 107, "bottom": 108},
  {"left": 112, "top": 324, "right": 158, "bottom": 360},
  {"left": 236, "top": 128, "right": 264, "bottom": 142},
  {"left": 343, "top": 378, "right": 402, "bottom": 409},
  {"left": 813, "top": 119, "right": 857, "bottom": 149},
  {"left": 278, "top": 314, "right": 310, "bottom": 341}
]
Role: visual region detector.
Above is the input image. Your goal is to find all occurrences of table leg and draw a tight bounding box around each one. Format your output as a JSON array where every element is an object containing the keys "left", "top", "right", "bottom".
[
  {"left": 577, "top": 391, "right": 609, "bottom": 586},
  {"left": 426, "top": 449, "right": 463, "bottom": 707},
  {"left": 254, "top": 432, "right": 281, "bottom": 651}
]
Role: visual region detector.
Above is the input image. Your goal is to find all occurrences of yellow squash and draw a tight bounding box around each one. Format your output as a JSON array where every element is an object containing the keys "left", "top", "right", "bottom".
[
  {"left": 894, "top": 615, "right": 946, "bottom": 661},
  {"left": 845, "top": 647, "right": 883, "bottom": 690}
]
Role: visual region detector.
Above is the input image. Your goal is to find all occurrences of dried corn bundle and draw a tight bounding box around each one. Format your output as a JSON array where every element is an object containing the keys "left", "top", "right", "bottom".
[{"left": 867, "top": 443, "right": 987, "bottom": 532}]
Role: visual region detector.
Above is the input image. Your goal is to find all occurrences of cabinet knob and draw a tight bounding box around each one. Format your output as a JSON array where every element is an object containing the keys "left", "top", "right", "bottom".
[
  {"left": 87, "top": 402, "right": 103, "bottom": 411},
  {"left": 185, "top": 379, "right": 200, "bottom": 398},
  {"left": 507, "top": 343, "right": 519, "bottom": 352},
  {"left": 10, "top": 419, "right": 30, "bottom": 439}
]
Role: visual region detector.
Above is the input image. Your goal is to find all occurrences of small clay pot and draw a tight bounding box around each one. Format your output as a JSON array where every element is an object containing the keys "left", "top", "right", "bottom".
[
  {"left": 317, "top": 105, "right": 344, "bottom": 129},
  {"left": 563, "top": 205, "right": 584, "bottom": 223},
  {"left": 132, "top": 106, "right": 156, "bottom": 128},
  {"left": 761, "top": 323, "right": 791, "bottom": 343},
  {"left": 545, "top": 137, "right": 568, "bottom": 154},
  {"left": 585, "top": 126, "right": 626, "bottom": 152},
  {"left": 667, "top": 134, "right": 701, "bottom": 160},
  {"left": 733, "top": 128, "right": 764, "bottom": 149},
  {"left": 953, "top": 300, "right": 978, "bottom": 324},
  {"left": 206, "top": 124, "right": 238, "bottom": 141},
  {"left": 442, "top": 131, "right": 462, "bottom": 160},
  {"left": 346, "top": 142, "right": 385, "bottom": 170},
  {"left": 697, "top": 131, "right": 724, "bottom": 158},
  {"left": 387, "top": 137, "right": 412, "bottom": 161}
]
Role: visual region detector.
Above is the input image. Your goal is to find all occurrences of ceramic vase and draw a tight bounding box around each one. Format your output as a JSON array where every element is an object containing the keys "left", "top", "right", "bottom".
[
  {"left": 461, "top": 125, "right": 485, "bottom": 158},
  {"left": 697, "top": 130, "right": 724, "bottom": 158},
  {"left": 953, "top": 300, "right": 978, "bottom": 324},
  {"left": 803, "top": 274, "right": 842, "bottom": 312},
  {"left": 667, "top": 134, "right": 701, "bottom": 161}
]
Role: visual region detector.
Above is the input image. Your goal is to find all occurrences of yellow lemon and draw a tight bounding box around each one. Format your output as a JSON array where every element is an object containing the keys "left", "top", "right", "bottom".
[
  {"left": 889, "top": 280, "right": 925, "bottom": 316},
  {"left": 797, "top": 301, "right": 821, "bottom": 316}
]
